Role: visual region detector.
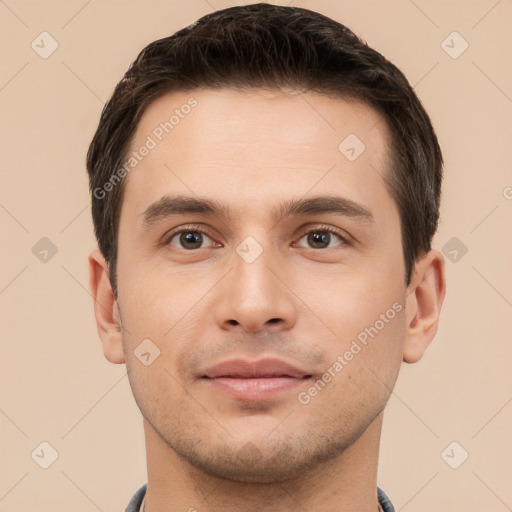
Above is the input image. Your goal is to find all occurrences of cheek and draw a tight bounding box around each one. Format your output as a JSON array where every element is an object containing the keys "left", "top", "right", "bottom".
[
  {"left": 319, "top": 298, "right": 406, "bottom": 410},
  {"left": 117, "top": 248, "right": 188, "bottom": 335},
  {"left": 296, "top": 264, "right": 404, "bottom": 336},
  {"left": 301, "top": 267, "right": 406, "bottom": 381}
]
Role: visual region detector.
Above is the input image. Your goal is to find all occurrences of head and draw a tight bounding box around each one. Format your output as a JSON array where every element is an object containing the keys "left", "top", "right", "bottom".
[{"left": 88, "top": 4, "right": 445, "bottom": 483}]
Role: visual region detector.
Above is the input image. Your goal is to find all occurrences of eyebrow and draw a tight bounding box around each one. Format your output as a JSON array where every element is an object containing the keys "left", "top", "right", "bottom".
[{"left": 139, "top": 194, "right": 374, "bottom": 229}]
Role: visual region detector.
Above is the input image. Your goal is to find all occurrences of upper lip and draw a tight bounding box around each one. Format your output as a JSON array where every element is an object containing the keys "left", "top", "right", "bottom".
[{"left": 202, "top": 358, "right": 311, "bottom": 379}]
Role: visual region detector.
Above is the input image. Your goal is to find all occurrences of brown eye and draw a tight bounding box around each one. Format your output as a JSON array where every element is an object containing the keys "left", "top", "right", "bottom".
[
  {"left": 295, "top": 229, "right": 347, "bottom": 249},
  {"left": 168, "top": 230, "right": 212, "bottom": 250}
]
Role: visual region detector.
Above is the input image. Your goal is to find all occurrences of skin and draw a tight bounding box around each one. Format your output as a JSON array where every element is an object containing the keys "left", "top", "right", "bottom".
[{"left": 89, "top": 88, "right": 446, "bottom": 512}]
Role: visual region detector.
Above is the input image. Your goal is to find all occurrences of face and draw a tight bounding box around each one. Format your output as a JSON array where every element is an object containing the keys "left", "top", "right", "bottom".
[{"left": 115, "top": 88, "right": 407, "bottom": 482}]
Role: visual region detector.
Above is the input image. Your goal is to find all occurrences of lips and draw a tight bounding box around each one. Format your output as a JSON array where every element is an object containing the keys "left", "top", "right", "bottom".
[
  {"left": 202, "top": 358, "right": 311, "bottom": 379},
  {"left": 201, "top": 358, "right": 312, "bottom": 401}
]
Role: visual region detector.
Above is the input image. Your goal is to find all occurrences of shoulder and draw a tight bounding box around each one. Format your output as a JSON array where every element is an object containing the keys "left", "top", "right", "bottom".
[
  {"left": 125, "top": 483, "right": 147, "bottom": 512},
  {"left": 377, "top": 487, "right": 395, "bottom": 512}
]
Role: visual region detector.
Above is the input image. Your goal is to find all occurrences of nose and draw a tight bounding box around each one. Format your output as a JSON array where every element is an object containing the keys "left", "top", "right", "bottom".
[{"left": 213, "top": 246, "right": 297, "bottom": 334}]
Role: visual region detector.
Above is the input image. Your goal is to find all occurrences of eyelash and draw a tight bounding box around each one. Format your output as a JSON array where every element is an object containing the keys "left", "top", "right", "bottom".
[
  {"left": 161, "top": 224, "right": 352, "bottom": 249},
  {"left": 294, "top": 224, "right": 352, "bottom": 248}
]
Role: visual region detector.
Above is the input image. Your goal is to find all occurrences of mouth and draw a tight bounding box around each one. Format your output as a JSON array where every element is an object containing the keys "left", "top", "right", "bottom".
[{"left": 201, "top": 357, "right": 312, "bottom": 401}]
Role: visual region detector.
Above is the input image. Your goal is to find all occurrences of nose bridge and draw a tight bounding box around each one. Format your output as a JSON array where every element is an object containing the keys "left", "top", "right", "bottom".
[{"left": 214, "top": 235, "right": 297, "bottom": 332}]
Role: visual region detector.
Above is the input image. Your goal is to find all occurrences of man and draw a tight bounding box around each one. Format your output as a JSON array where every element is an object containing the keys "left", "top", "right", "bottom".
[{"left": 87, "top": 4, "right": 446, "bottom": 511}]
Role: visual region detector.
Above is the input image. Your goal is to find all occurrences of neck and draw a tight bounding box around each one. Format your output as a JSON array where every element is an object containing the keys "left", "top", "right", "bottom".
[{"left": 143, "top": 412, "right": 384, "bottom": 512}]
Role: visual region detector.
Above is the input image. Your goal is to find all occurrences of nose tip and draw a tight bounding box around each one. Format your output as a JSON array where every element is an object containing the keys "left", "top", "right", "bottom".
[
  {"left": 211, "top": 241, "right": 299, "bottom": 334},
  {"left": 225, "top": 316, "right": 286, "bottom": 332}
]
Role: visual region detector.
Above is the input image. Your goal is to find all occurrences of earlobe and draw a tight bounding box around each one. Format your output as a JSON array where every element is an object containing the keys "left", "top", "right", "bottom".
[
  {"left": 88, "top": 248, "right": 125, "bottom": 364},
  {"left": 403, "top": 249, "right": 446, "bottom": 364}
]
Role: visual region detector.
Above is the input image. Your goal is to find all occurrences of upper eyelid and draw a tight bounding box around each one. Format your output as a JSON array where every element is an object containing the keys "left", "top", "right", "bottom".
[
  {"left": 162, "top": 223, "right": 353, "bottom": 246},
  {"left": 162, "top": 224, "right": 216, "bottom": 245},
  {"left": 293, "top": 225, "right": 352, "bottom": 246}
]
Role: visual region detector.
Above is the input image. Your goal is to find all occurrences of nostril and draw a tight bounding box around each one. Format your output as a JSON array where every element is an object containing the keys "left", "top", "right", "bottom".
[{"left": 267, "top": 318, "right": 281, "bottom": 324}]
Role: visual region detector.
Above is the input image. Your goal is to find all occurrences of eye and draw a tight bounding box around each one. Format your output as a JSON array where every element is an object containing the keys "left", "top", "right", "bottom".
[
  {"left": 294, "top": 227, "right": 349, "bottom": 249},
  {"left": 164, "top": 228, "right": 218, "bottom": 250}
]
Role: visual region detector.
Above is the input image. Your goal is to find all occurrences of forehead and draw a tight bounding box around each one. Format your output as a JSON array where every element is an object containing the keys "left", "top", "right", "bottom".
[
  {"left": 121, "top": 87, "right": 393, "bottom": 221},
  {"left": 133, "top": 87, "right": 389, "bottom": 157}
]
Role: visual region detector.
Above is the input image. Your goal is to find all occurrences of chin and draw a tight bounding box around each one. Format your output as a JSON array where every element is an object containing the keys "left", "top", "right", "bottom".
[{"left": 170, "top": 435, "right": 348, "bottom": 484}]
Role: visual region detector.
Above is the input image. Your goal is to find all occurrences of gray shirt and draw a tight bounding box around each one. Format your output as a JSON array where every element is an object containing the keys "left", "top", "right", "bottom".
[{"left": 125, "top": 483, "right": 395, "bottom": 511}]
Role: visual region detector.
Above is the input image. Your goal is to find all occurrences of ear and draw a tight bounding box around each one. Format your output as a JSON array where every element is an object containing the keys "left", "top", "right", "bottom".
[
  {"left": 403, "top": 249, "right": 446, "bottom": 363},
  {"left": 88, "top": 248, "right": 125, "bottom": 364}
]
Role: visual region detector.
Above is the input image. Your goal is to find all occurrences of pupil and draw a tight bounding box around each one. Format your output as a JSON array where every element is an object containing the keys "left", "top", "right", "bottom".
[
  {"left": 181, "top": 232, "right": 202, "bottom": 249},
  {"left": 308, "top": 232, "right": 330, "bottom": 248}
]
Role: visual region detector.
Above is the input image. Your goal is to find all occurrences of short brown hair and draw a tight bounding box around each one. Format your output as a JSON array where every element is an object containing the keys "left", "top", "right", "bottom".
[{"left": 87, "top": 3, "right": 443, "bottom": 296}]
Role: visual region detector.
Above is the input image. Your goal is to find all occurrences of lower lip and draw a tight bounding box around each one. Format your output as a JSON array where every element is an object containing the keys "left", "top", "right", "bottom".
[{"left": 204, "top": 376, "right": 309, "bottom": 401}]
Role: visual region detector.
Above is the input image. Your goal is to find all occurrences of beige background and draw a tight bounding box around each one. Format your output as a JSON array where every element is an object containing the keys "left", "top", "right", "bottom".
[{"left": 1, "top": 1, "right": 511, "bottom": 510}]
